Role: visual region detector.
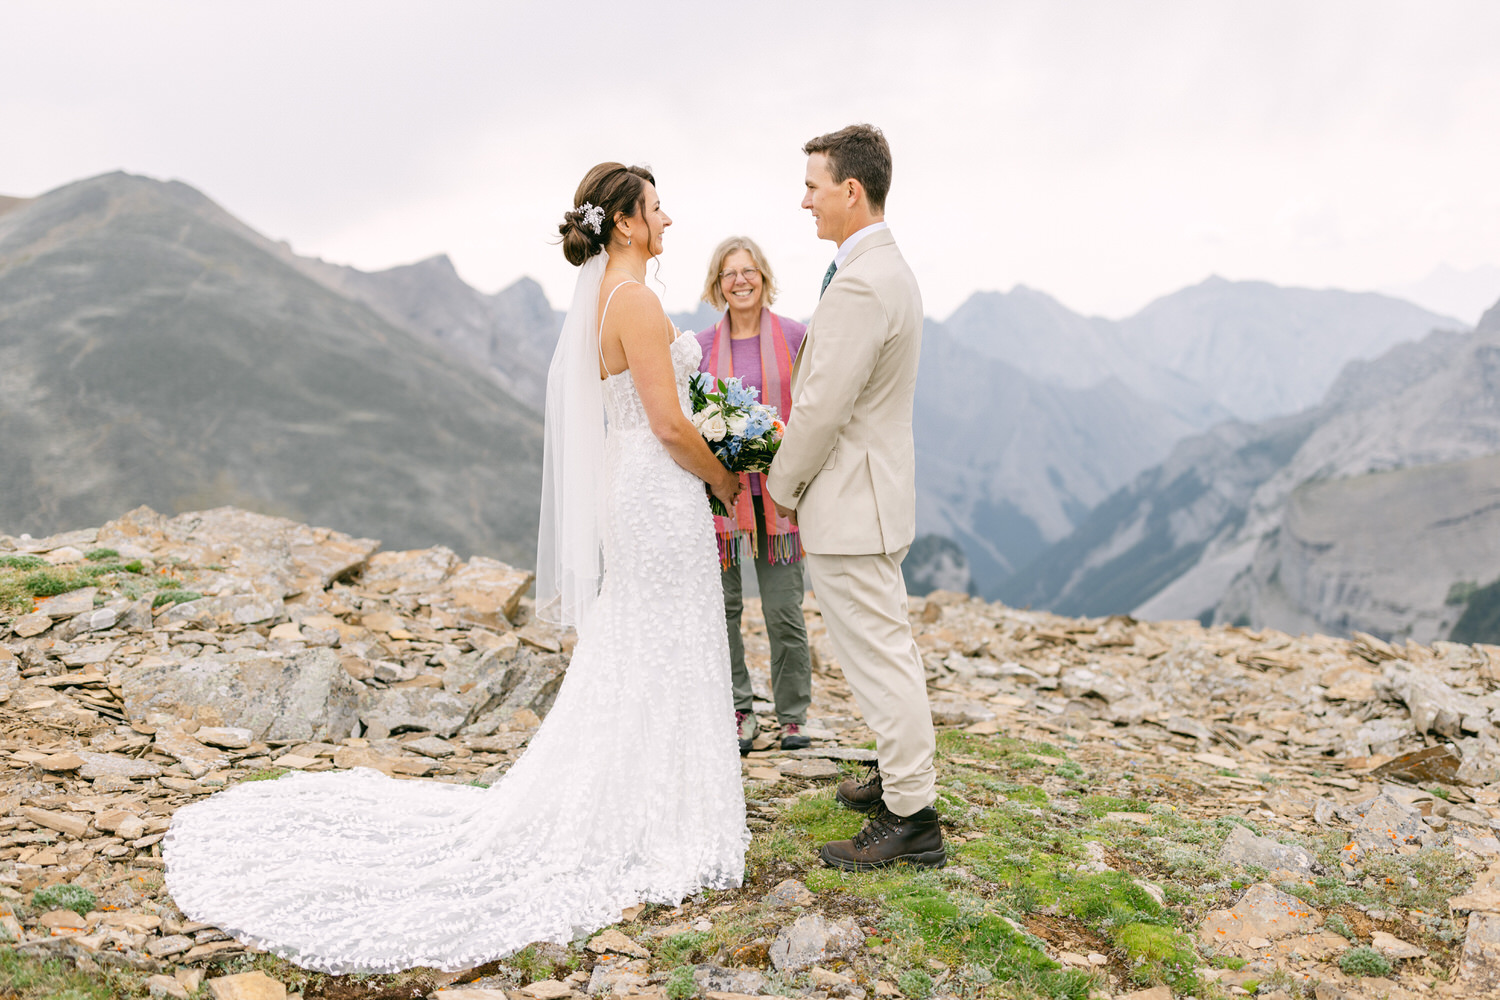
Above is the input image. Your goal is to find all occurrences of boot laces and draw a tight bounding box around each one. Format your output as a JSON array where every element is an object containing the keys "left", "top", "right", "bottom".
[
  {"left": 852, "top": 805, "right": 898, "bottom": 850},
  {"left": 857, "top": 761, "right": 882, "bottom": 792}
]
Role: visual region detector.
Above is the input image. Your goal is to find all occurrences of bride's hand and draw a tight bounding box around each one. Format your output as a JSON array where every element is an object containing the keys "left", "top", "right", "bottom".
[{"left": 711, "top": 470, "right": 741, "bottom": 510}]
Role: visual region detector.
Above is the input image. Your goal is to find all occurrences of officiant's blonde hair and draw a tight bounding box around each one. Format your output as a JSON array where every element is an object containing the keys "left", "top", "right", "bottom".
[{"left": 701, "top": 236, "right": 778, "bottom": 310}]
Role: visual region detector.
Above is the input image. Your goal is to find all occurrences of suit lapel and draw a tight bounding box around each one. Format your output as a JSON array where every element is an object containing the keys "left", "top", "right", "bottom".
[{"left": 793, "top": 229, "right": 895, "bottom": 385}]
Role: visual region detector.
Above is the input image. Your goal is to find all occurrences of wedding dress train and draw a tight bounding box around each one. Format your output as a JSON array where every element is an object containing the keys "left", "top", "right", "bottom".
[{"left": 164, "top": 331, "right": 748, "bottom": 973}]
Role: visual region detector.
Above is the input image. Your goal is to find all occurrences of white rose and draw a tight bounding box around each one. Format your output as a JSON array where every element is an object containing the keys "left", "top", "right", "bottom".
[
  {"left": 702, "top": 414, "right": 728, "bottom": 442},
  {"left": 726, "top": 413, "right": 749, "bottom": 437}
]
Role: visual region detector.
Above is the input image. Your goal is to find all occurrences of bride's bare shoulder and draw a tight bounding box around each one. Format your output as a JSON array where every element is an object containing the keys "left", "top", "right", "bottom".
[{"left": 600, "top": 281, "right": 667, "bottom": 332}]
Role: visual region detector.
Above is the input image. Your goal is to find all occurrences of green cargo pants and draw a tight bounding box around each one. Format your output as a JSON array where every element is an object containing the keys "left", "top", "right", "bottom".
[{"left": 721, "top": 494, "right": 812, "bottom": 726}]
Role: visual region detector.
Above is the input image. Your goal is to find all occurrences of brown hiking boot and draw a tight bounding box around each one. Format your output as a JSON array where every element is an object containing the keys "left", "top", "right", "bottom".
[
  {"left": 835, "top": 762, "right": 884, "bottom": 813},
  {"left": 819, "top": 803, "right": 946, "bottom": 872}
]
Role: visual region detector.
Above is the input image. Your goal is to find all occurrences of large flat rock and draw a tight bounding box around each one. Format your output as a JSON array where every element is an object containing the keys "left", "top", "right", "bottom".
[{"left": 121, "top": 647, "right": 360, "bottom": 741}]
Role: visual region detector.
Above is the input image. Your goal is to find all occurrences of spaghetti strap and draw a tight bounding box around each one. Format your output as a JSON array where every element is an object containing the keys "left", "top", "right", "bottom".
[{"left": 598, "top": 280, "right": 639, "bottom": 377}]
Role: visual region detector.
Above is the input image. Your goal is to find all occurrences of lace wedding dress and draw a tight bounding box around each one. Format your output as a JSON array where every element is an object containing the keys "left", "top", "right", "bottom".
[{"left": 164, "top": 331, "right": 748, "bottom": 974}]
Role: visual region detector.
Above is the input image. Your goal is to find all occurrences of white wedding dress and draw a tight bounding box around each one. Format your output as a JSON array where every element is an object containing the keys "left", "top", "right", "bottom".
[{"left": 164, "top": 331, "right": 748, "bottom": 974}]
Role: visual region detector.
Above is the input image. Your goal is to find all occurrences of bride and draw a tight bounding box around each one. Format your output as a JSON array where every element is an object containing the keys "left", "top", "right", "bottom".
[{"left": 163, "top": 163, "right": 750, "bottom": 974}]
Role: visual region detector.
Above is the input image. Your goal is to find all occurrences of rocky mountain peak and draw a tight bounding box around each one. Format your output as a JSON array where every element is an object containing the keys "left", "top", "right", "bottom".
[{"left": 1479, "top": 295, "right": 1500, "bottom": 333}]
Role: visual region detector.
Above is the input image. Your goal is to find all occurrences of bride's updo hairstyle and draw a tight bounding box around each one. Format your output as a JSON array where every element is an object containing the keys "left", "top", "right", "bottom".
[{"left": 559, "top": 162, "right": 657, "bottom": 266}]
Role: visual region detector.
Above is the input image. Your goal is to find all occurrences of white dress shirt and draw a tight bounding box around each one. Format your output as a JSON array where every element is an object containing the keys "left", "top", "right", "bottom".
[{"left": 832, "top": 221, "right": 889, "bottom": 271}]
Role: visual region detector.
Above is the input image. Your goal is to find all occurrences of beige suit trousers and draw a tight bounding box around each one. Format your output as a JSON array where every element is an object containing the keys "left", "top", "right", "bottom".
[{"left": 805, "top": 548, "right": 936, "bottom": 816}]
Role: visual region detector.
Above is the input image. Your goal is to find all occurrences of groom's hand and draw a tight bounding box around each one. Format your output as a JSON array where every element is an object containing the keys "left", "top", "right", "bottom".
[{"left": 772, "top": 499, "right": 798, "bottom": 527}]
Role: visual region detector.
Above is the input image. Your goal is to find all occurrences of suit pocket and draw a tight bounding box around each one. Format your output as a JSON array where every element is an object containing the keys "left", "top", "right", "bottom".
[{"left": 821, "top": 447, "right": 838, "bottom": 471}]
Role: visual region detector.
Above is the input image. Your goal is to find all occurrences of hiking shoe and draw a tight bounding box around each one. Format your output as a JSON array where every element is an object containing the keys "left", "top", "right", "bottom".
[
  {"left": 819, "top": 803, "right": 946, "bottom": 872},
  {"left": 780, "top": 722, "right": 811, "bottom": 751},
  {"left": 835, "top": 761, "right": 884, "bottom": 813},
  {"left": 735, "top": 711, "right": 758, "bottom": 756}
]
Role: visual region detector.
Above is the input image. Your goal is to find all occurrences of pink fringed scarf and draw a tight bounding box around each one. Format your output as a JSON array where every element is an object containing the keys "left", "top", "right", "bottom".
[{"left": 707, "top": 309, "right": 802, "bottom": 569}]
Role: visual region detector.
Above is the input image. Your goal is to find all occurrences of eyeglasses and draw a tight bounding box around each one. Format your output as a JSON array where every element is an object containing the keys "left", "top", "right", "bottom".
[{"left": 719, "top": 266, "right": 761, "bottom": 282}]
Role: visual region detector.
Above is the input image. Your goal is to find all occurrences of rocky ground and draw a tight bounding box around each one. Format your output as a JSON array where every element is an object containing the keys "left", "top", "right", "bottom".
[{"left": 3, "top": 507, "right": 1500, "bottom": 1000}]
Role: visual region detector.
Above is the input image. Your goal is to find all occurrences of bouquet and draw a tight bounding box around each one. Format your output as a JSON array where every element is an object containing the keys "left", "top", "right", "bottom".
[{"left": 689, "top": 372, "right": 785, "bottom": 516}]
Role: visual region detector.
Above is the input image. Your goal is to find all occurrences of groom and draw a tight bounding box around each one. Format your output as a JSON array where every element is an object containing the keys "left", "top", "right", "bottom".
[{"left": 766, "top": 124, "right": 943, "bottom": 871}]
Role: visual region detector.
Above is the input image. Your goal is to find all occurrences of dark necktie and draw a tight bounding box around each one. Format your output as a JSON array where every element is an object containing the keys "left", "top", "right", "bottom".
[{"left": 820, "top": 261, "right": 837, "bottom": 298}]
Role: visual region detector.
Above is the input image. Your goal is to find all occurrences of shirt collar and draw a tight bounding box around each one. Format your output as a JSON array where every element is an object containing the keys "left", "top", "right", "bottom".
[{"left": 832, "top": 220, "right": 889, "bottom": 271}]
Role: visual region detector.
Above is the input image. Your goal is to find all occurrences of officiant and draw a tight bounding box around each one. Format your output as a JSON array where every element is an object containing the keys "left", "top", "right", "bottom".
[{"left": 693, "top": 237, "right": 813, "bottom": 755}]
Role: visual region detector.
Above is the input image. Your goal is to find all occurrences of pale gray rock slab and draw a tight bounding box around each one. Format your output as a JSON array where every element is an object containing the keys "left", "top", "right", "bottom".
[
  {"left": 361, "top": 547, "right": 460, "bottom": 594},
  {"left": 61, "top": 642, "right": 115, "bottom": 667},
  {"left": 360, "top": 686, "right": 471, "bottom": 739},
  {"left": 194, "top": 726, "right": 254, "bottom": 750},
  {"left": 463, "top": 652, "right": 569, "bottom": 736},
  {"left": 1059, "top": 667, "right": 1129, "bottom": 703},
  {"left": 1196, "top": 883, "right": 1321, "bottom": 945},
  {"left": 161, "top": 594, "right": 285, "bottom": 628},
  {"left": 36, "top": 588, "right": 97, "bottom": 619},
  {"left": 585, "top": 957, "right": 648, "bottom": 995},
  {"left": 1353, "top": 793, "right": 1427, "bottom": 855},
  {"left": 928, "top": 698, "right": 995, "bottom": 726},
  {"left": 404, "top": 735, "right": 455, "bottom": 758},
  {"left": 765, "top": 878, "right": 816, "bottom": 908},
  {"left": 692, "top": 965, "right": 766, "bottom": 995},
  {"left": 57, "top": 607, "right": 118, "bottom": 640},
  {"left": 1371, "top": 930, "right": 1426, "bottom": 960},
  {"left": 1459, "top": 911, "right": 1500, "bottom": 991},
  {"left": 585, "top": 928, "right": 648, "bottom": 959},
  {"left": 1217, "top": 823, "right": 1320, "bottom": 876},
  {"left": 780, "top": 759, "right": 839, "bottom": 780},
  {"left": 784, "top": 747, "right": 878, "bottom": 762},
  {"left": 77, "top": 752, "right": 163, "bottom": 781},
  {"left": 154, "top": 730, "right": 230, "bottom": 779},
  {"left": 1378, "top": 664, "right": 1489, "bottom": 739},
  {"left": 1165, "top": 715, "right": 1213, "bottom": 742},
  {"left": 121, "top": 647, "right": 360, "bottom": 742},
  {"left": 147, "top": 934, "right": 193, "bottom": 958},
  {"left": 769, "top": 913, "right": 863, "bottom": 973},
  {"left": 11, "top": 612, "right": 52, "bottom": 638}
]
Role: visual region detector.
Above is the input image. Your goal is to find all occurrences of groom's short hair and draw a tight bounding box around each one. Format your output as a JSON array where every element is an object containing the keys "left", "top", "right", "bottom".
[{"left": 803, "top": 124, "right": 892, "bottom": 213}]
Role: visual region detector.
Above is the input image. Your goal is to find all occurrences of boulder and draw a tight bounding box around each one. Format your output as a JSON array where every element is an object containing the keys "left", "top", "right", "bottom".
[
  {"left": 1217, "top": 824, "right": 1321, "bottom": 877},
  {"left": 693, "top": 966, "right": 767, "bottom": 995},
  {"left": 769, "top": 913, "right": 863, "bottom": 973},
  {"left": 1351, "top": 793, "right": 1427, "bottom": 855},
  {"left": 36, "top": 588, "right": 97, "bottom": 619},
  {"left": 100, "top": 506, "right": 378, "bottom": 596},
  {"left": 360, "top": 547, "right": 460, "bottom": 594},
  {"left": 436, "top": 555, "right": 533, "bottom": 628},
  {"left": 360, "top": 686, "right": 472, "bottom": 739},
  {"left": 1460, "top": 912, "right": 1500, "bottom": 992},
  {"left": 1197, "top": 883, "right": 1321, "bottom": 946},
  {"left": 121, "top": 647, "right": 361, "bottom": 742}
]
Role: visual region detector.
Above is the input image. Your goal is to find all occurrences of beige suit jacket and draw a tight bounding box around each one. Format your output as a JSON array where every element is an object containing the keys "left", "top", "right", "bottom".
[{"left": 766, "top": 229, "right": 923, "bottom": 555}]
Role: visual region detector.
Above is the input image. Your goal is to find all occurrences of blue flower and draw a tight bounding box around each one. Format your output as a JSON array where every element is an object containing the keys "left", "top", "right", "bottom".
[
  {"left": 743, "top": 409, "right": 773, "bottom": 438},
  {"left": 723, "top": 377, "right": 758, "bottom": 408}
]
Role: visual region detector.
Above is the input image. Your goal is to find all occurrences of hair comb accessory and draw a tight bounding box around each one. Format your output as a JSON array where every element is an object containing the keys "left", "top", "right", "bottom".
[{"left": 579, "top": 202, "right": 604, "bottom": 236}]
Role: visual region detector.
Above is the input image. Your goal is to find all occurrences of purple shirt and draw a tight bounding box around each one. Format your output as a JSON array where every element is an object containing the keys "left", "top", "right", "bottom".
[{"left": 695, "top": 313, "right": 807, "bottom": 496}]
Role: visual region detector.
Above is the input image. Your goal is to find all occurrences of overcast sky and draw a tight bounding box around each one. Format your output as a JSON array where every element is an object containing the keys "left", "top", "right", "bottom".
[{"left": 5, "top": 1, "right": 1500, "bottom": 322}]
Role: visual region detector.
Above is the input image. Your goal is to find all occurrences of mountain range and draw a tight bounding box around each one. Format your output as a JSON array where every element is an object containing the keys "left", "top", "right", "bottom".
[
  {"left": 0, "top": 170, "right": 1482, "bottom": 633},
  {"left": 913, "top": 280, "right": 1455, "bottom": 596},
  {"left": 1003, "top": 298, "right": 1500, "bottom": 643},
  {"left": 0, "top": 173, "right": 544, "bottom": 565}
]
